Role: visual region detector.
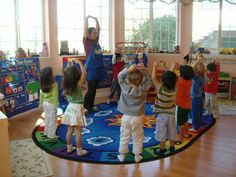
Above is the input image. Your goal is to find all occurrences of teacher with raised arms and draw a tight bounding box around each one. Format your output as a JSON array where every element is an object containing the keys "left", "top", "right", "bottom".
[{"left": 83, "top": 15, "right": 105, "bottom": 114}]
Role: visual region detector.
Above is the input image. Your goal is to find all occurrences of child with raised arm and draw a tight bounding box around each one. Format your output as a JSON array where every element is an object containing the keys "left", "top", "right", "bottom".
[
  {"left": 62, "top": 59, "right": 88, "bottom": 156},
  {"left": 107, "top": 53, "right": 125, "bottom": 104},
  {"left": 117, "top": 63, "right": 152, "bottom": 163},
  {"left": 204, "top": 61, "right": 220, "bottom": 119},
  {"left": 190, "top": 62, "right": 206, "bottom": 131},
  {"left": 40, "top": 67, "right": 58, "bottom": 139},
  {"left": 152, "top": 61, "right": 177, "bottom": 156},
  {"left": 174, "top": 64, "right": 194, "bottom": 143}
]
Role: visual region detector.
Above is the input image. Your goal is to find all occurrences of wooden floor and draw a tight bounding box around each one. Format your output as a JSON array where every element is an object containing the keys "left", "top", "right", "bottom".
[{"left": 9, "top": 99, "right": 236, "bottom": 177}]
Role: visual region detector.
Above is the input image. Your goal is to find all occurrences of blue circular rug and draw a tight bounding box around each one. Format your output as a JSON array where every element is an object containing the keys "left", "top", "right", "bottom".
[{"left": 32, "top": 102, "right": 215, "bottom": 164}]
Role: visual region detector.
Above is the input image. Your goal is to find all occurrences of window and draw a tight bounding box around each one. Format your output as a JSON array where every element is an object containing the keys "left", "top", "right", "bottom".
[
  {"left": 221, "top": 1, "right": 236, "bottom": 48},
  {"left": 0, "top": 0, "right": 16, "bottom": 56},
  {"left": 192, "top": 1, "right": 220, "bottom": 54},
  {"left": 0, "top": 0, "right": 44, "bottom": 56},
  {"left": 57, "top": 0, "right": 111, "bottom": 54},
  {"left": 192, "top": 0, "right": 236, "bottom": 54},
  {"left": 125, "top": 0, "right": 178, "bottom": 51}
]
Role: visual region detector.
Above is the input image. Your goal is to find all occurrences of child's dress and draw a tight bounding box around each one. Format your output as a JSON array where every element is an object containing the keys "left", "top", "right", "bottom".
[{"left": 62, "top": 88, "right": 87, "bottom": 126}]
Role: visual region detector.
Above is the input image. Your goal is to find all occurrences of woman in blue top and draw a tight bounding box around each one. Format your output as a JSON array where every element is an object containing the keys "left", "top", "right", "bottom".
[{"left": 83, "top": 15, "right": 106, "bottom": 113}]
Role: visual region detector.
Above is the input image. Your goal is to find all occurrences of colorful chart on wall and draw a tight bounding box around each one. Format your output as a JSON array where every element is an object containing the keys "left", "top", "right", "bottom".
[
  {"left": 32, "top": 102, "right": 215, "bottom": 164},
  {"left": 0, "top": 58, "right": 40, "bottom": 117}
]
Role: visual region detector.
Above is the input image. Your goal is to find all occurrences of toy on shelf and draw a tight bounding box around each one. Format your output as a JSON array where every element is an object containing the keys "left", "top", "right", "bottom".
[
  {"left": 0, "top": 50, "right": 6, "bottom": 60},
  {"left": 40, "top": 42, "right": 49, "bottom": 57}
]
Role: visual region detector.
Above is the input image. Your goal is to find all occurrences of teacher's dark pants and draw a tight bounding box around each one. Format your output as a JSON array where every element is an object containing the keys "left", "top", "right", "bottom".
[{"left": 84, "top": 80, "right": 99, "bottom": 112}]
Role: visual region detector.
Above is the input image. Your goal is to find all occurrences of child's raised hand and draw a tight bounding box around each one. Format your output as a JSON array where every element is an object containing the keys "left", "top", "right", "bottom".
[
  {"left": 74, "top": 58, "right": 82, "bottom": 64},
  {"left": 138, "top": 63, "right": 145, "bottom": 69},
  {"left": 128, "top": 64, "right": 137, "bottom": 73}
]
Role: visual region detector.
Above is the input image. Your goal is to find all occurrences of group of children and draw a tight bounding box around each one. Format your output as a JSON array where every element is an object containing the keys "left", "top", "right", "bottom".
[{"left": 39, "top": 50, "right": 220, "bottom": 162}]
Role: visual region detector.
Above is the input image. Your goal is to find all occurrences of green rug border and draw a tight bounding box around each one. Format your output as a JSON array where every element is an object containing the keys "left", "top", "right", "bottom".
[{"left": 32, "top": 108, "right": 216, "bottom": 165}]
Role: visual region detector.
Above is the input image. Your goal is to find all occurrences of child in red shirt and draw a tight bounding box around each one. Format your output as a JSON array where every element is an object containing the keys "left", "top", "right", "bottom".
[
  {"left": 174, "top": 65, "right": 194, "bottom": 143},
  {"left": 204, "top": 61, "right": 220, "bottom": 119},
  {"left": 107, "top": 53, "right": 125, "bottom": 104}
]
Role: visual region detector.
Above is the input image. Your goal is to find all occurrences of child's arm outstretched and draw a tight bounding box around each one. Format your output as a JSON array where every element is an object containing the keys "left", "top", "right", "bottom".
[
  {"left": 152, "top": 61, "right": 167, "bottom": 86},
  {"left": 140, "top": 66, "right": 153, "bottom": 92},
  {"left": 75, "top": 59, "right": 87, "bottom": 88}
]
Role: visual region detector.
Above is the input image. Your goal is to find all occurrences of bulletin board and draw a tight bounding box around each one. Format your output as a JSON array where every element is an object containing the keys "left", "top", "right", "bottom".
[
  {"left": 62, "top": 55, "right": 113, "bottom": 88},
  {"left": 0, "top": 58, "right": 40, "bottom": 117}
]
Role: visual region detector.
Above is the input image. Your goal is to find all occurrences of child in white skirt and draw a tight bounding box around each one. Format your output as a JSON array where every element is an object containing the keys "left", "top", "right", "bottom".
[
  {"left": 40, "top": 67, "right": 58, "bottom": 139},
  {"left": 62, "top": 59, "right": 88, "bottom": 156}
]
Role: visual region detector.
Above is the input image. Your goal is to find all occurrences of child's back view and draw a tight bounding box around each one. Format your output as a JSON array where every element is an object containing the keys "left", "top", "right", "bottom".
[
  {"left": 117, "top": 64, "right": 152, "bottom": 163},
  {"left": 152, "top": 61, "right": 177, "bottom": 156},
  {"left": 40, "top": 67, "right": 58, "bottom": 139}
]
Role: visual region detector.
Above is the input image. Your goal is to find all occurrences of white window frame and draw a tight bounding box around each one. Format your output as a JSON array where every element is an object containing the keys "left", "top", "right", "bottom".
[
  {"left": 124, "top": 0, "right": 179, "bottom": 50},
  {"left": 57, "top": 0, "right": 112, "bottom": 53},
  {"left": 10, "top": 0, "right": 45, "bottom": 53}
]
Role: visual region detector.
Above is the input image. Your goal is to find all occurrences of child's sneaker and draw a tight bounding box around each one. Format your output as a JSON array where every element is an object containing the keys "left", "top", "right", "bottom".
[
  {"left": 117, "top": 154, "right": 125, "bottom": 162},
  {"left": 67, "top": 144, "right": 76, "bottom": 153},
  {"left": 155, "top": 148, "right": 166, "bottom": 156},
  {"left": 134, "top": 154, "right": 143, "bottom": 163},
  {"left": 77, "top": 148, "right": 88, "bottom": 156},
  {"left": 189, "top": 127, "right": 198, "bottom": 132},
  {"left": 107, "top": 99, "right": 111, "bottom": 104},
  {"left": 48, "top": 135, "right": 59, "bottom": 139}
]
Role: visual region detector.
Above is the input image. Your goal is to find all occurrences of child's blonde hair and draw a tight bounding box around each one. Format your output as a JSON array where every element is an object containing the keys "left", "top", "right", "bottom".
[
  {"left": 197, "top": 54, "right": 205, "bottom": 63},
  {"left": 127, "top": 69, "right": 143, "bottom": 86},
  {"left": 193, "top": 62, "right": 205, "bottom": 76}
]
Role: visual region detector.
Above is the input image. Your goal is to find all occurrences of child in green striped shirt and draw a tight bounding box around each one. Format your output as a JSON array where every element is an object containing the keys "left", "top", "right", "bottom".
[{"left": 152, "top": 61, "right": 177, "bottom": 156}]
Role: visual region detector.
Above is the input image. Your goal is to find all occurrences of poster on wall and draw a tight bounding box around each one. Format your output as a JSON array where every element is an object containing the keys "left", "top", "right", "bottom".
[
  {"left": 62, "top": 55, "right": 113, "bottom": 89},
  {"left": 0, "top": 58, "right": 40, "bottom": 118}
]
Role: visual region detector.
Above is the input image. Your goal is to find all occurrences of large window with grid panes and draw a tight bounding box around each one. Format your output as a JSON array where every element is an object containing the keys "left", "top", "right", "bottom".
[
  {"left": 57, "top": 0, "right": 111, "bottom": 54},
  {"left": 0, "top": 0, "right": 44, "bottom": 57}
]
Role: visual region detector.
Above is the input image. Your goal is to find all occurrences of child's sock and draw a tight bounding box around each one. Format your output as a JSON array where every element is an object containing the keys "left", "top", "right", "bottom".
[
  {"left": 117, "top": 153, "right": 125, "bottom": 162},
  {"left": 134, "top": 154, "right": 143, "bottom": 163},
  {"left": 155, "top": 148, "right": 166, "bottom": 156},
  {"left": 77, "top": 147, "right": 88, "bottom": 156},
  {"left": 48, "top": 135, "right": 59, "bottom": 139},
  {"left": 67, "top": 144, "right": 76, "bottom": 153},
  {"left": 169, "top": 146, "right": 175, "bottom": 153}
]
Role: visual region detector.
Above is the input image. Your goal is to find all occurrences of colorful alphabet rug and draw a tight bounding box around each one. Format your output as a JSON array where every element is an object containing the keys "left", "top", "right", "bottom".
[{"left": 32, "top": 102, "right": 215, "bottom": 164}]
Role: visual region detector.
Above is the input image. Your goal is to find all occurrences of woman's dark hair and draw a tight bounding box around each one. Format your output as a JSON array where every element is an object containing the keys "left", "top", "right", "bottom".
[
  {"left": 62, "top": 65, "right": 81, "bottom": 95},
  {"left": 162, "top": 71, "right": 177, "bottom": 90},
  {"left": 88, "top": 27, "right": 96, "bottom": 35},
  {"left": 179, "top": 65, "right": 194, "bottom": 80},
  {"left": 206, "top": 62, "right": 217, "bottom": 72},
  {"left": 40, "top": 66, "right": 54, "bottom": 93}
]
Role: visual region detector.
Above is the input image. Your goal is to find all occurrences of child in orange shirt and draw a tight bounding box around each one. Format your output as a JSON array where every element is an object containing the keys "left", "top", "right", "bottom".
[{"left": 174, "top": 65, "right": 194, "bottom": 143}]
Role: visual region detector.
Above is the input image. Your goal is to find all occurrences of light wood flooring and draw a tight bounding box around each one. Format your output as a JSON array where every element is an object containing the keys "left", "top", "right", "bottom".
[{"left": 8, "top": 98, "right": 236, "bottom": 177}]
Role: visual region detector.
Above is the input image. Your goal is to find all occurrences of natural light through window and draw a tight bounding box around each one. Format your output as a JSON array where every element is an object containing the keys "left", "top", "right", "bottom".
[
  {"left": 57, "top": 0, "right": 110, "bottom": 54},
  {"left": 192, "top": 1, "right": 220, "bottom": 53},
  {"left": 221, "top": 1, "right": 236, "bottom": 48},
  {"left": 125, "top": 0, "right": 177, "bottom": 51},
  {"left": 0, "top": 0, "right": 44, "bottom": 56}
]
